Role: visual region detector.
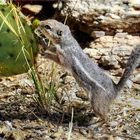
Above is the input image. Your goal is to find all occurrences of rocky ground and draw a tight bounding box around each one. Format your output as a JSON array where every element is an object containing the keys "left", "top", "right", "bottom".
[{"left": 0, "top": 0, "right": 140, "bottom": 140}]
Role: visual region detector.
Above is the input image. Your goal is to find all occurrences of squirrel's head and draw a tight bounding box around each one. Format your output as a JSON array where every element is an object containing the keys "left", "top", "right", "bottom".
[{"left": 35, "top": 19, "right": 71, "bottom": 48}]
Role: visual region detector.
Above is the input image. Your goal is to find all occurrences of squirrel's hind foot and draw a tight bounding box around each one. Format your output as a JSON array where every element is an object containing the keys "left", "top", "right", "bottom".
[{"left": 87, "top": 118, "right": 106, "bottom": 128}]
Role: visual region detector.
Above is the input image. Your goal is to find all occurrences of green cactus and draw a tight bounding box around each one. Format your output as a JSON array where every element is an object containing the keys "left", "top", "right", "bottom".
[{"left": 0, "top": 4, "right": 38, "bottom": 76}]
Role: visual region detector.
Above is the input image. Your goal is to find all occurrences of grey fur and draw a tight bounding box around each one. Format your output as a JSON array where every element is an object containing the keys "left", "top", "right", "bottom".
[{"left": 35, "top": 19, "right": 140, "bottom": 120}]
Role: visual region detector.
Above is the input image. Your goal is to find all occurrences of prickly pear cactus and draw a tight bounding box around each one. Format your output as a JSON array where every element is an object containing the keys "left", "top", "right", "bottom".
[{"left": 0, "top": 4, "right": 38, "bottom": 76}]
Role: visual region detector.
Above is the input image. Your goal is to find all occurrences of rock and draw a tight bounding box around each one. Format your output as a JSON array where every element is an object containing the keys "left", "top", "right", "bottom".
[
  {"left": 18, "top": 78, "right": 33, "bottom": 88},
  {"left": 127, "top": 98, "right": 140, "bottom": 108},
  {"left": 91, "top": 31, "right": 105, "bottom": 38},
  {"left": 23, "top": 4, "right": 42, "bottom": 14},
  {"left": 126, "top": 79, "right": 133, "bottom": 89},
  {"left": 109, "top": 121, "right": 119, "bottom": 127},
  {"left": 115, "top": 32, "right": 128, "bottom": 38},
  {"left": 56, "top": 0, "right": 140, "bottom": 35},
  {"left": 126, "top": 36, "right": 140, "bottom": 46},
  {"left": 84, "top": 48, "right": 101, "bottom": 59},
  {"left": 53, "top": 1, "right": 63, "bottom": 10},
  {"left": 130, "top": 0, "right": 140, "bottom": 9},
  {"left": 131, "top": 72, "right": 140, "bottom": 84},
  {"left": 76, "top": 90, "right": 88, "bottom": 101},
  {"left": 108, "top": 13, "right": 121, "bottom": 19},
  {"left": 83, "top": 34, "right": 140, "bottom": 72},
  {"left": 100, "top": 55, "right": 120, "bottom": 69},
  {"left": 111, "top": 46, "right": 132, "bottom": 57},
  {"left": 114, "top": 137, "right": 124, "bottom": 140}
]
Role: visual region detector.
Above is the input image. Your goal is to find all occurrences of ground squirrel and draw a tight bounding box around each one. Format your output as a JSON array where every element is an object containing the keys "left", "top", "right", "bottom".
[{"left": 35, "top": 19, "right": 140, "bottom": 121}]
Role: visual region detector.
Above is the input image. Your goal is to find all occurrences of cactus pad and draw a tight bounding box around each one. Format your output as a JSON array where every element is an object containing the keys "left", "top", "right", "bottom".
[{"left": 0, "top": 4, "right": 38, "bottom": 76}]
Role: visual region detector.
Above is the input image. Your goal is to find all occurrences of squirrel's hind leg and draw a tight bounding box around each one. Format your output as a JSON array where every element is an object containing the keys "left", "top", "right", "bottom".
[
  {"left": 90, "top": 93, "right": 110, "bottom": 122},
  {"left": 83, "top": 101, "right": 108, "bottom": 127}
]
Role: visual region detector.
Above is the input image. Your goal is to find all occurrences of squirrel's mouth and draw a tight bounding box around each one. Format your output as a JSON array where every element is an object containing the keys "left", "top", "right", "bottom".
[
  {"left": 34, "top": 28, "right": 49, "bottom": 48},
  {"left": 34, "top": 27, "right": 58, "bottom": 54},
  {"left": 34, "top": 26, "right": 60, "bottom": 48}
]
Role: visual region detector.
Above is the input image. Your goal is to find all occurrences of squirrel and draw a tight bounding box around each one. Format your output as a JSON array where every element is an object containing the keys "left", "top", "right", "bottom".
[{"left": 35, "top": 19, "right": 140, "bottom": 121}]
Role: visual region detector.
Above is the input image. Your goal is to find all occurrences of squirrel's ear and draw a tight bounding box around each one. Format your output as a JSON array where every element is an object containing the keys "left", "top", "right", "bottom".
[{"left": 65, "top": 25, "right": 71, "bottom": 34}]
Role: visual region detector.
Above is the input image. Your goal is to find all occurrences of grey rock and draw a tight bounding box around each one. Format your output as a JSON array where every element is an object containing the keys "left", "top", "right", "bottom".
[
  {"left": 91, "top": 31, "right": 105, "bottom": 38},
  {"left": 131, "top": 72, "right": 140, "bottom": 84},
  {"left": 56, "top": 0, "right": 140, "bottom": 35},
  {"left": 100, "top": 55, "right": 120, "bottom": 69}
]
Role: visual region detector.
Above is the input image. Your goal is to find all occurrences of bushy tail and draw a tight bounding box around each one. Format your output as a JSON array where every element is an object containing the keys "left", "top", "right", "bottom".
[{"left": 116, "top": 45, "right": 140, "bottom": 92}]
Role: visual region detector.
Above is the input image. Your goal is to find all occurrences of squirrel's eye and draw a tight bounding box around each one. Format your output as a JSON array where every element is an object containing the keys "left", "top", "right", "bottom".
[
  {"left": 57, "top": 30, "right": 62, "bottom": 36},
  {"left": 44, "top": 25, "right": 51, "bottom": 30}
]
